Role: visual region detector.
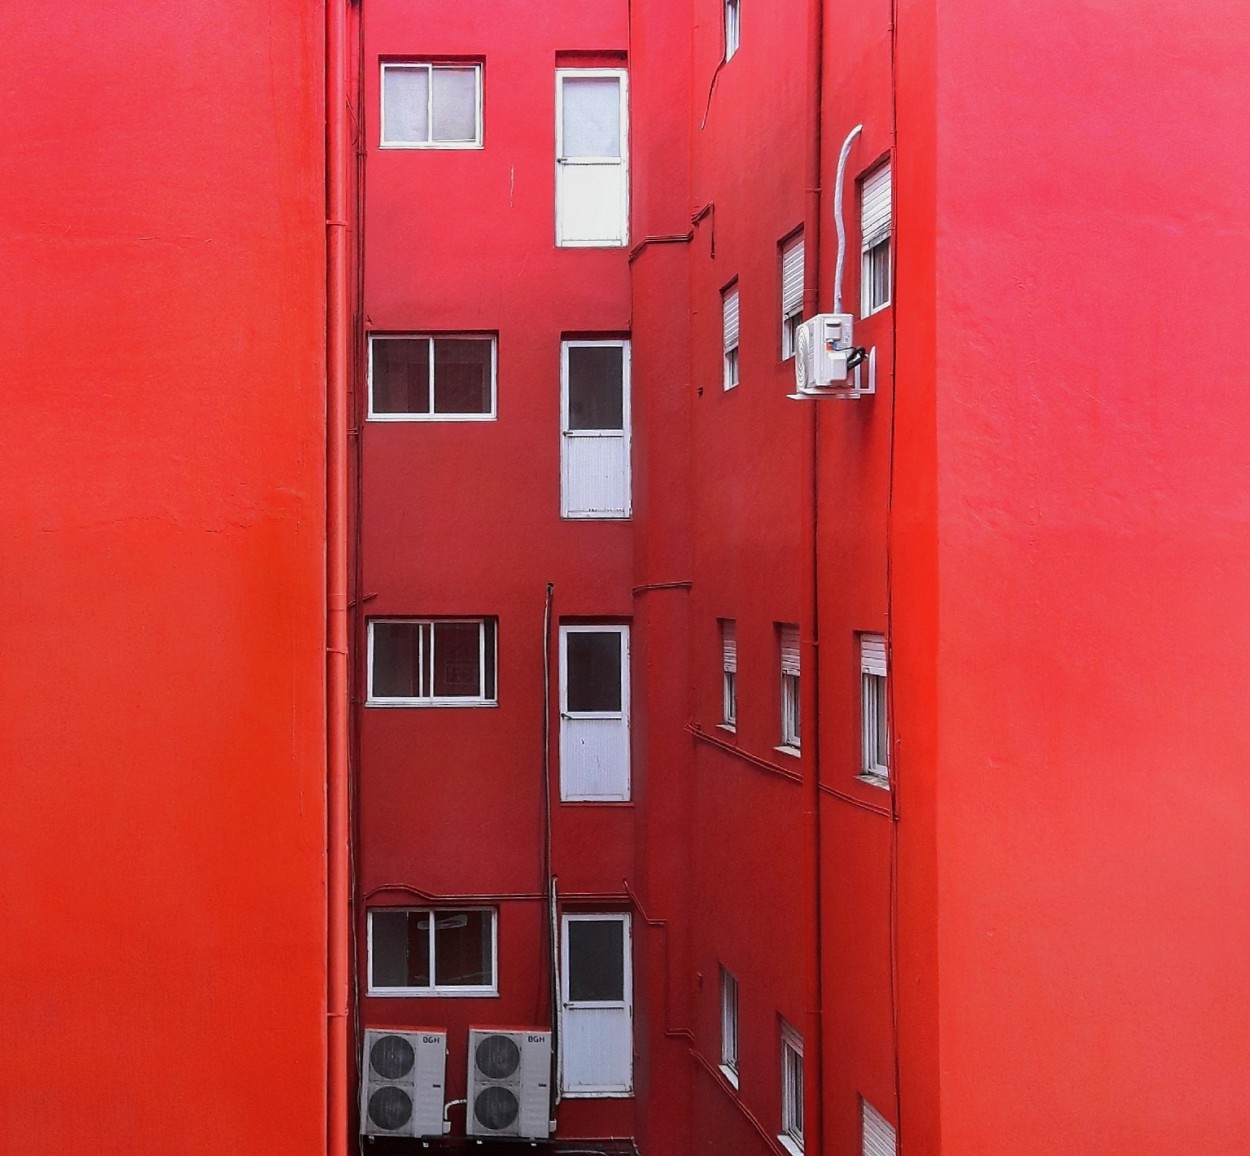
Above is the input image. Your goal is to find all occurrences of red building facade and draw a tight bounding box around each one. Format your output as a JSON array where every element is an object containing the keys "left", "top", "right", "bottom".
[{"left": 5, "top": 1, "right": 1250, "bottom": 1154}]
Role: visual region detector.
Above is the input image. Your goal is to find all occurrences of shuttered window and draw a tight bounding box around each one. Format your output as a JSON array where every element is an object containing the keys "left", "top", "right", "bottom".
[
  {"left": 781, "top": 233, "right": 804, "bottom": 359},
  {"left": 860, "top": 633, "right": 889, "bottom": 783},
  {"left": 860, "top": 162, "right": 892, "bottom": 315},
  {"left": 722, "top": 283, "right": 740, "bottom": 389},
  {"left": 720, "top": 968, "right": 739, "bottom": 1085},
  {"left": 725, "top": 0, "right": 740, "bottom": 60},
  {"left": 861, "top": 1099, "right": 897, "bottom": 1156},
  {"left": 779, "top": 623, "right": 800, "bottom": 749},
  {"left": 720, "top": 619, "right": 737, "bottom": 727}
]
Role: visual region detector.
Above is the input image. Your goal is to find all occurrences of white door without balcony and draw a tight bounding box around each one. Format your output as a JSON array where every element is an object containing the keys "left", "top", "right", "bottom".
[
  {"left": 560, "top": 913, "right": 633, "bottom": 1096},
  {"left": 559, "top": 625, "right": 630, "bottom": 801},
  {"left": 556, "top": 70, "right": 628, "bottom": 247},
  {"left": 561, "top": 340, "right": 631, "bottom": 518}
]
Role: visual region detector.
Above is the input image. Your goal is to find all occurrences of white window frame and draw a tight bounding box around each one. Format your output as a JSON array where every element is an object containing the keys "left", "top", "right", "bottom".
[
  {"left": 779, "top": 1022, "right": 804, "bottom": 1155},
  {"left": 779, "top": 624, "right": 800, "bottom": 752},
  {"left": 560, "top": 338, "right": 632, "bottom": 519},
  {"left": 379, "top": 62, "right": 484, "bottom": 149},
  {"left": 367, "top": 333, "right": 497, "bottom": 422},
  {"left": 860, "top": 161, "right": 892, "bottom": 316},
  {"left": 723, "top": 282, "right": 740, "bottom": 390},
  {"left": 559, "top": 624, "right": 631, "bottom": 802},
  {"left": 860, "top": 633, "right": 889, "bottom": 785},
  {"left": 720, "top": 619, "right": 737, "bottom": 729},
  {"left": 560, "top": 912, "right": 634, "bottom": 1096},
  {"left": 725, "top": 0, "right": 741, "bottom": 61},
  {"left": 366, "top": 907, "right": 498, "bottom": 997},
  {"left": 555, "top": 68, "right": 629, "bottom": 248},
  {"left": 720, "top": 967, "right": 740, "bottom": 1087},
  {"left": 780, "top": 232, "right": 804, "bottom": 360},
  {"left": 366, "top": 618, "right": 497, "bottom": 707}
]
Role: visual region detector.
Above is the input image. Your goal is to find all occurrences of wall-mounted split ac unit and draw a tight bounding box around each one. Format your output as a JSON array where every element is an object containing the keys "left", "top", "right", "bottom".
[
  {"left": 359, "top": 1028, "right": 448, "bottom": 1139},
  {"left": 466, "top": 1028, "right": 552, "bottom": 1139},
  {"left": 791, "top": 313, "right": 874, "bottom": 399}
]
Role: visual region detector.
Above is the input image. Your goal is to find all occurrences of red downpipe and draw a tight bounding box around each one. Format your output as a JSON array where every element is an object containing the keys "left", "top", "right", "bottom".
[
  {"left": 802, "top": 4, "right": 826, "bottom": 1156},
  {"left": 325, "top": 0, "right": 350, "bottom": 1150}
]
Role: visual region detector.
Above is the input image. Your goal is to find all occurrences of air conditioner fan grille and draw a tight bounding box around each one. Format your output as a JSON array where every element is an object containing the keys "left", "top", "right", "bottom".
[
  {"left": 368, "top": 1086, "right": 413, "bottom": 1131},
  {"left": 474, "top": 1085, "right": 520, "bottom": 1131},
  {"left": 369, "top": 1033, "right": 416, "bottom": 1080},
  {"left": 475, "top": 1033, "right": 522, "bottom": 1080}
]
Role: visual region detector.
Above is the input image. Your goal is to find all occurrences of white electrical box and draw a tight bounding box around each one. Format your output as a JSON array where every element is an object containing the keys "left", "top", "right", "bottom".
[
  {"left": 466, "top": 1029, "right": 552, "bottom": 1140},
  {"left": 792, "top": 313, "right": 871, "bottom": 398},
  {"left": 360, "top": 1028, "right": 447, "bottom": 1139}
]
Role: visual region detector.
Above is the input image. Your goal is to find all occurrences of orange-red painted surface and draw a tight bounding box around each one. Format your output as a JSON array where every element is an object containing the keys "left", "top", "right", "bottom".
[{"left": 0, "top": 3, "right": 329, "bottom": 1152}]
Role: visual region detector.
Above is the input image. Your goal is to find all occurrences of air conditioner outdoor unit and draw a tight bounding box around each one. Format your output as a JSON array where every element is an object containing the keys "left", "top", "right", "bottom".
[
  {"left": 466, "top": 1028, "right": 552, "bottom": 1140},
  {"left": 359, "top": 1028, "right": 448, "bottom": 1139},
  {"left": 791, "top": 313, "right": 873, "bottom": 399}
]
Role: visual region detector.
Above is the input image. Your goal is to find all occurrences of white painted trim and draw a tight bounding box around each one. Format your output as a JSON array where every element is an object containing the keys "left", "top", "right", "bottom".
[
  {"left": 366, "top": 907, "right": 499, "bottom": 997},
  {"left": 379, "top": 61, "right": 484, "bottom": 149},
  {"left": 367, "top": 333, "right": 497, "bottom": 421},
  {"left": 555, "top": 68, "right": 629, "bottom": 248}
]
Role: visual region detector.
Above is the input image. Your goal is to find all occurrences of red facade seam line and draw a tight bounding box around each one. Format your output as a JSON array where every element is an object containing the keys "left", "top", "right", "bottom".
[{"left": 326, "top": 0, "right": 350, "bottom": 1150}]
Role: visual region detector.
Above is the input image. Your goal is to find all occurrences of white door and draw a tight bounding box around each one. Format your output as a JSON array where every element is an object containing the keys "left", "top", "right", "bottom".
[
  {"left": 561, "top": 913, "right": 632, "bottom": 1096},
  {"left": 559, "top": 625, "right": 630, "bottom": 801},
  {"left": 556, "top": 70, "right": 628, "bottom": 247},
  {"left": 561, "top": 340, "right": 631, "bottom": 518}
]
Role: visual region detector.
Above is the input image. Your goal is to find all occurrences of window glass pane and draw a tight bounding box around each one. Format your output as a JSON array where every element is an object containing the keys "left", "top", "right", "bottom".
[
  {"left": 431, "top": 67, "right": 478, "bottom": 142},
  {"left": 567, "top": 345, "right": 624, "bottom": 430},
  {"left": 432, "top": 621, "right": 482, "bottom": 697},
  {"left": 383, "top": 67, "right": 429, "bottom": 143},
  {"left": 568, "top": 919, "right": 625, "bottom": 1001},
  {"left": 434, "top": 910, "right": 493, "bottom": 986},
  {"left": 562, "top": 77, "right": 621, "bottom": 158},
  {"left": 373, "top": 622, "right": 423, "bottom": 697},
  {"left": 565, "top": 631, "right": 622, "bottom": 712},
  {"left": 373, "top": 339, "right": 431, "bottom": 414},
  {"left": 371, "top": 911, "right": 430, "bottom": 988},
  {"left": 433, "top": 338, "right": 492, "bottom": 414}
]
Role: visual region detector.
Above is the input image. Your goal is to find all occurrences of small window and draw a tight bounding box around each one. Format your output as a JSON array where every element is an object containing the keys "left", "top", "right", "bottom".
[
  {"left": 381, "top": 62, "right": 483, "bottom": 148},
  {"left": 860, "top": 633, "right": 889, "bottom": 784},
  {"left": 780, "top": 1022, "right": 804, "bottom": 1153},
  {"left": 723, "top": 283, "right": 740, "bottom": 390},
  {"left": 720, "top": 967, "right": 740, "bottom": 1086},
  {"left": 860, "top": 162, "right": 892, "bottom": 315},
  {"left": 725, "top": 0, "right": 741, "bottom": 61},
  {"left": 779, "top": 623, "right": 800, "bottom": 750},
  {"left": 368, "top": 618, "right": 497, "bottom": 706},
  {"left": 861, "top": 1098, "right": 898, "bottom": 1156},
  {"left": 368, "top": 908, "right": 496, "bottom": 995},
  {"left": 780, "top": 233, "right": 804, "bottom": 359},
  {"left": 720, "top": 619, "right": 737, "bottom": 728},
  {"left": 369, "top": 335, "right": 495, "bottom": 420}
]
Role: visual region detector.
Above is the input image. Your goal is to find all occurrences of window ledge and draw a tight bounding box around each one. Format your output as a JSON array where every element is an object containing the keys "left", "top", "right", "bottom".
[
  {"left": 366, "top": 988, "right": 499, "bottom": 999},
  {"left": 777, "top": 1136, "right": 804, "bottom": 1156},
  {"left": 366, "top": 699, "right": 498, "bottom": 709},
  {"left": 856, "top": 772, "right": 891, "bottom": 791},
  {"left": 717, "top": 722, "right": 737, "bottom": 735},
  {"left": 774, "top": 744, "right": 801, "bottom": 759},
  {"left": 719, "top": 1064, "right": 739, "bottom": 1090}
]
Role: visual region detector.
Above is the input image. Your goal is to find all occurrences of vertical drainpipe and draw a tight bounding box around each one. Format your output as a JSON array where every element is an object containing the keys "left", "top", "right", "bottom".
[
  {"left": 326, "top": 0, "right": 350, "bottom": 1151},
  {"left": 802, "top": 2, "right": 826, "bottom": 1156}
]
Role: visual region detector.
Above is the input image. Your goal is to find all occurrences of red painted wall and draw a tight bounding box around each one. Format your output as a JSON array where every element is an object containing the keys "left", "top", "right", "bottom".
[
  {"left": 896, "top": 1, "right": 1250, "bottom": 1151},
  {"left": 0, "top": 2, "right": 329, "bottom": 1153}
]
